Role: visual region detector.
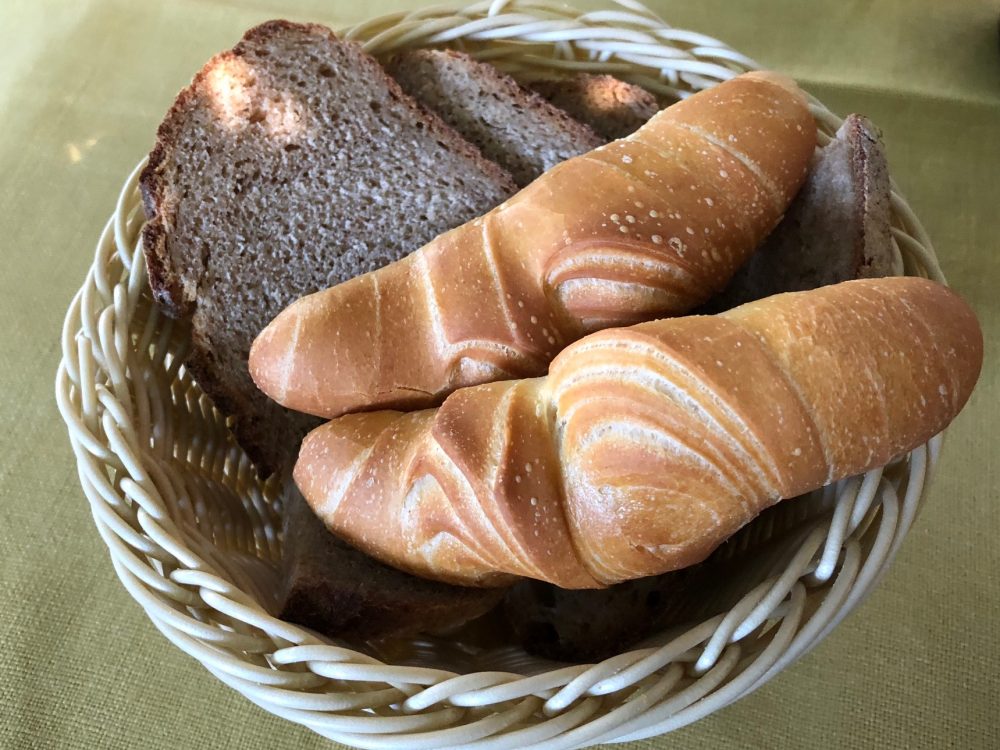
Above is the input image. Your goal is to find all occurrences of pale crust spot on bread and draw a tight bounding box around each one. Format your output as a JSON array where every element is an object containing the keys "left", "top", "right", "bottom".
[{"left": 672, "top": 121, "right": 784, "bottom": 214}]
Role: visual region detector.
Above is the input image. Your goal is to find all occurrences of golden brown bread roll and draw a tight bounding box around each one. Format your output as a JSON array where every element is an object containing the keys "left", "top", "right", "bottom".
[
  {"left": 294, "top": 278, "right": 983, "bottom": 588},
  {"left": 250, "top": 71, "right": 815, "bottom": 419}
]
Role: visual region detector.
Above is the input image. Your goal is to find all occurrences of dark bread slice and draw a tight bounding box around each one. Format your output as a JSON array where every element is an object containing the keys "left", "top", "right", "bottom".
[
  {"left": 503, "top": 567, "right": 700, "bottom": 663},
  {"left": 141, "top": 21, "right": 515, "bottom": 639},
  {"left": 279, "top": 490, "right": 504, "bottom": 640},
  {"left": 504, "top": 495, "right": 828, "bottom": 662},
  {"left": 141, "top": 21, "right": 517, "bottom": 474},
  {"left": 387, "top": 49, "right": 604, "bottom": 186},
  {"left": 705, "top": 113, "right": 894, "bottom": 312},
  {"left": 529, "top": 74, "right": 659, "bottom": 140}
]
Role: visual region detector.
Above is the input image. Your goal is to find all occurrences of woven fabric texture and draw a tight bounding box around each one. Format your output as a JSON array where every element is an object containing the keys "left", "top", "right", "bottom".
[{"left": 2, "top": 0, "right": 998, "bottom": 748}]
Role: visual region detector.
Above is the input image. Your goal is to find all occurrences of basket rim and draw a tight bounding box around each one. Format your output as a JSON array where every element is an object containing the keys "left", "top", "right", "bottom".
[{"left": 55, "top": 2, "right": 945, "bottom": 748}]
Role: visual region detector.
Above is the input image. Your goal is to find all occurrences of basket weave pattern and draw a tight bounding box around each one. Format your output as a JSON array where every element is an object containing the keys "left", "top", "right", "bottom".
[{"left": 56, "top": 2, "right": 946, "bottom": 747}]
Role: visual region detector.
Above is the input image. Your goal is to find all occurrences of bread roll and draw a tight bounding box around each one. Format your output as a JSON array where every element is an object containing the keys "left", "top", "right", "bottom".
[
  {"left": 250, "top": 71, "right": 816, "bottom": 419},
  {"left": 295, "top": 278, "right": 982, "bottom": 588}
]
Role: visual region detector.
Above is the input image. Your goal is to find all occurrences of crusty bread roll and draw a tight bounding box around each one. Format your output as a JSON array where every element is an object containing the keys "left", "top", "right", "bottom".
[
  {"left": 294, "top": 278, "right": 983, "bottom": 588},
  {"left": 250, "top": 71, "right": 816, "bottom": 419}
]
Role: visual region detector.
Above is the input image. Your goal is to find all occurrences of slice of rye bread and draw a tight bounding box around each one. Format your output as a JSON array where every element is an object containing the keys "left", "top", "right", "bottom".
[
  {"left": 141, "top": 21, "right": 515, "bottom": 638},
  {"left": 387, "top": 49, "right": 605, "bottom": 187},
  {"left": 280, "top": 490, "right": 505, "bottom": 640},
  {"left": 140, "top": 20, "right": 517, "bottom": 475},
  {"left": 704, "top": 113, "right": 895, "bottom": 312},
  {"left": 529, "top": 74, "right": 660, "bottom": 140},
  {"left": 504, "top": 494, "right": 828, "bottom": 662}
]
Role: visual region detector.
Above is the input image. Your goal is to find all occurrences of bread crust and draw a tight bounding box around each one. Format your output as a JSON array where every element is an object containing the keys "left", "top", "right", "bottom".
[{"left": 848, "top": 115, "right": 895, "bottom": 278}]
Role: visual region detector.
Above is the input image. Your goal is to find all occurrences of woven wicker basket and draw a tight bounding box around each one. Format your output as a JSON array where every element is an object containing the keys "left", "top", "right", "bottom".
[{"left": 56, "top": 2, "right": 947, "bottom": 747}]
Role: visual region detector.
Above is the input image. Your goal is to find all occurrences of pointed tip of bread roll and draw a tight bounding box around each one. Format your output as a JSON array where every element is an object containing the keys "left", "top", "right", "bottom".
[
  {"left": 899, "top": 277, "right": 984, "bottom": 404},
  {"left": 743, "top": 70, "right": 807, "bottom": 103},
  {"left": 249, "top": 303, "right": 298, "bottom": 408}
]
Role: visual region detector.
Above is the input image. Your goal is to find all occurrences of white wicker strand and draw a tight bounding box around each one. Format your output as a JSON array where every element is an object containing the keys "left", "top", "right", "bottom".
[
  {"left": 748, "top": 539, "right": 863, "bottom": 690},
  {"left": 454, "top": 698, "right": 605, "bottom": 750},
  {"left": 791, "top": 482, "right": 902, "bottom": 664},
  {"left": 90, "top": 220, "right": 117, "bottom": 304},
  {"left": 117, "top": 569, "right": 275, "bottom": 654},
  {"left": 55, "top": 371, "right": 114, "bottom": 463},
  {"left": 94, "top": 513, "right": 197, "bottom": 604},
  {"left": 574, "top": 9, "right": 666, "bottom": 30},
  {"left": 213, "top": 671, "right": 408, "bottom": 713},
  {"left": 542, "top": 650, "right": 656, "bottom": 715},
  {"left": 614, "top": 584, "right": 807, "bottom": 742},
  {"left": 434, "top": 665, "right": 590, "bottom": 708},
  {"left": 307, "top": 661, "right": 459, "bottom": 686},
  {"left": 126, "top": 342, "right": 153, "bottom": 450},
  {"left": 322, "top": 699, "right": 545, "bottom": 750},
  {"left": 76, "top": 335, "right": 97, "bottom": 425},
  {"left": 272, "top": 644, "right": 392, "bottom": 667},
  {"left": 595, "top": 645, "right": 743, "bottom": 745},
  {"left": 53, "top": 2, "right": 947, "bottom": 747},
  {"left": 284, "top": 700, "right": 469, "bottom": 738},
  {"left": 726, "top": 528, "right": 824, "bottom": 641},
  {"left": 81, "top": 464, "right": 170, "bottom": 561},
  {"left": 144, "top": 613, "right": 327, "bottom": 692},
  {"left": 847, "top": 471, "right": 883, "bottom": 534},
  {"left": 133, "top": 504, "right": 207, "bottom": 570},
  {"left": 512, "top": 666, "right": 684, "bottom": 750},
  {"left": 61, "top": 290, "right": 85, "bottom": 384},
  {"left": 273, "top": 645, "right": 431, "bottom": 701},
  {"left": 114, "top": 159, "right": 145, "bottom": 271},
  {"left": 883, "top": 444, "right": 929, "bottom": 565},
  {"left": 119, "top": 476, "right": 170, "bottom": 524},
  {"left": 404, "top": 673, "right": 536, "bottom": 712},
  {"left": 194, "top": 589, "right": 318, "bottom": 647},
  {"left": 813, "top": 469, "right": 881, "bottom": 582},
  {"left": 545, "top": 614, "right": 725, "bottom": 712},
  {"left": 687, "top": 528, "right": 821, "bottom": 672},
  {"left": 847, "top": 483, "right": 906, "bottom": 604}
]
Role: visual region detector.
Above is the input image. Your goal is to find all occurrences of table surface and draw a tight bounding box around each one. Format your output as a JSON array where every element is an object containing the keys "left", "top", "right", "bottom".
[{"left": 2, "top": 0, "right": 998, "bottom": 748}]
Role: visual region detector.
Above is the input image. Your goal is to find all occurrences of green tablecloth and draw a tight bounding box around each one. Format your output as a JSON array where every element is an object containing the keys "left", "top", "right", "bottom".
[{"left": 2, "top": 0, "right": 997, "bottom": 747}]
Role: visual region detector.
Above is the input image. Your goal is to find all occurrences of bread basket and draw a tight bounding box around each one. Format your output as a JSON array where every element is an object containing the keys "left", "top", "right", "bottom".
[{"left": 55, "top": 1, "right": 947, "bottom": 747}]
